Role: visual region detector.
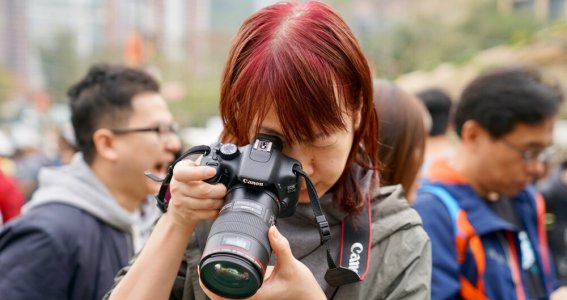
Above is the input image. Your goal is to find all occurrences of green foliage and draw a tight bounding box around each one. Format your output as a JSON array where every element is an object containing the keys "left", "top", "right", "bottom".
[
  {"left": 0, "top": 68, "right": 15, "bottom": 104},
  {"left": 169, "top": 79, "right": 220, "bottom": 127},
  {"left": 141, "top": 50, "right": 221, "bottom": 127},
  {"left": 38, "top": 30, "right": 84, "bottom": 102},
  {"left": 560, "top": 101, "right": 567, "bottom": 120},
  {"left": 362, "top": 1, "right": 542, "bottom": 79}
]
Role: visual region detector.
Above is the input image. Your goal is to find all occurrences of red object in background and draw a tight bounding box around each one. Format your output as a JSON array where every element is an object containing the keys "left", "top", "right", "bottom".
[
  {"left": 125, "top": 32, "right": 143, "bottom": 67},
  {"left": 0, "top": 171, "right": 25, "bottom": 223}
]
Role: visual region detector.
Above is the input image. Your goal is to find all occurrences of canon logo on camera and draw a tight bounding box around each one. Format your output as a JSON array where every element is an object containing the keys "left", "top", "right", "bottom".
[{"left": 242, "top": 178, "right": 265, "bottom": 187}]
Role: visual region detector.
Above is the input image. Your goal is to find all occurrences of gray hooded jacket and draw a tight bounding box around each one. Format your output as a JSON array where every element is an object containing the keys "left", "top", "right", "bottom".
[{"left": 0, "top": 153, "right": 159, "bottom": 300}]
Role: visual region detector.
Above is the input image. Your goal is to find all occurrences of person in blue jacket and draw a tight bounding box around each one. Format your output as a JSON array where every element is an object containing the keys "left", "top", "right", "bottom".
[
  {"left": 414, "top": 65, "right": 567, "bottom": 300},
  {"left": 0, "top": 64, "right": 181, "bottom": 300}
]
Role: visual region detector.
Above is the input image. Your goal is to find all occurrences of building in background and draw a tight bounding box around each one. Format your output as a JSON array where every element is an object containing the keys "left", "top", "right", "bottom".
[
  {"left": 498, "top": 0, "right": 567, "bottom": 21},
  {"left": 0, "top": 0, "right": 287, "bottom": 98},
  {"left": 0, "top": 0, "right": 28, "bottom": 91}
]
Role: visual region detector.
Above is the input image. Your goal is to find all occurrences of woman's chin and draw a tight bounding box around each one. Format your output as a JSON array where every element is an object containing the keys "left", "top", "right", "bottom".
[{"left": 298, "top": 189, "right": 311, "bottom": 204}]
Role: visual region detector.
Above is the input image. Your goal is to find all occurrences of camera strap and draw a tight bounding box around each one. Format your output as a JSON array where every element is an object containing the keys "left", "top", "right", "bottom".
[
  {"left": 146, "top": 145, "right": 212, "bottom": 213},
  {"left": 293, "top": 167, "right": 372, "bottom": 286}
]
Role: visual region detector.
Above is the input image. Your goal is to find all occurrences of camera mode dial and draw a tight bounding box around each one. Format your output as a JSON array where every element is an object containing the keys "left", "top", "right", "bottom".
[{"left": 219, "top": 143, "right": 239, "bottom": 160}]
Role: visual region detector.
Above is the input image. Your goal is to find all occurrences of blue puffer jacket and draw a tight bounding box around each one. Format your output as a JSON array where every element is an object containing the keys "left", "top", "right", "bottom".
[
  {"left": 0, "top": 203, "right": 130, "bottom": 300},
  {"left": 0, "top": 153, "right": 159, "bottom": 300},
  {"left": 413, "top": 159, "right": 558, "bottom": 300}
]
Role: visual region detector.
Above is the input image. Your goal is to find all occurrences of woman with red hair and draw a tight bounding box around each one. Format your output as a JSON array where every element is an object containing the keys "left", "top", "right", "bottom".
[{"left": 107, "top": 2, "right": 431, "bottom": 299}]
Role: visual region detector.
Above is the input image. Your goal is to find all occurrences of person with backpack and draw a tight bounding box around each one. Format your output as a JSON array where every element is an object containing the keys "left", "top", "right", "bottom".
[{"left": 414, "top": 65, "right": 567, "bottom": 300}]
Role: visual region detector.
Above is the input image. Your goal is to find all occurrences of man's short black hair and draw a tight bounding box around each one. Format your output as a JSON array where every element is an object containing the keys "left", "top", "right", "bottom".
[
  {"left": 416, "top": 88, "right": 453, "bottom": 136},
  {"left": 455, "top": 65, "right": 563, "bottom": 139},
  {"left": 67, "top": 63, "right": 160, "bottom": 164}
]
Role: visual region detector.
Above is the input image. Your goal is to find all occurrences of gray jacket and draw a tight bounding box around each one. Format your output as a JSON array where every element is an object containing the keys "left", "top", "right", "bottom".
[
  {"left": 109, "top": 184, "right": 431, "bottom": 300},
  {"left": 0, "top": 153, "right": 159, "bottom": 300}
]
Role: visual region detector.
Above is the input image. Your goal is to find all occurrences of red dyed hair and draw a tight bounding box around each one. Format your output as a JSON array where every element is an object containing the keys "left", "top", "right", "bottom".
[{"left": 218, "top": 1, "right": 379, "bottom": 213}]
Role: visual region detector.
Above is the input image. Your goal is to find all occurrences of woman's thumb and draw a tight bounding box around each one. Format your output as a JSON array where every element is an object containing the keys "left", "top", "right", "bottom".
[{"left": 269, "top": 226, "right": 293, "bottom": 264}]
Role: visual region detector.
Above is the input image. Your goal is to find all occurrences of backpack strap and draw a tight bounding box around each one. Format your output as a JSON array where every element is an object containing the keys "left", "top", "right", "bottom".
[
  {"left": 419, "top": 185, "right": 488, "bottom": 300},
  {"left": 534, "top": 191, "right": 554, "bottom": 292}
]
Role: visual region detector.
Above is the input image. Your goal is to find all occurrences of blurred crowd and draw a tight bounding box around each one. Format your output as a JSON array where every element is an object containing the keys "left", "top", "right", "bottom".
[{"left": 1, "top": 2, "right": 567, "bottom": 299}]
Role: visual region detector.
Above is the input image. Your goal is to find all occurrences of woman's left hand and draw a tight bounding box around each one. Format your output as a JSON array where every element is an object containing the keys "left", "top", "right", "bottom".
[{"left": 200, "top": 226, "right": 326, "bottom": 300}]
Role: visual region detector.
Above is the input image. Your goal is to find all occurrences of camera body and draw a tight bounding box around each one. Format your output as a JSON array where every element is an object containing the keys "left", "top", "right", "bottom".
[
  {"left": 199, "top": 134, "right": 300, "bottom": 217},
  {"left": 199, "top": 134, "right": 301, "bottom": 299}
]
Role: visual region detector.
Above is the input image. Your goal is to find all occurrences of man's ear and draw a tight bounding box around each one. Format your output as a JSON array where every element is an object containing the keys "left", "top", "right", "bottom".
[
  {"left": 92, "top": 128, "right": 119, "bottom": 161},
  {"left": 460, "top": 120, "right": 488, "bottom": 146}
]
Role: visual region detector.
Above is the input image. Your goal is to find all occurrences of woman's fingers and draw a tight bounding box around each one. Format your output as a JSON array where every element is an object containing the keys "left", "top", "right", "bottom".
[
  {"left": 172, "top": 159, "right": 217, "bottom": 183},
  {"left": 165, "top": 158, "right": 228, "bottom": 228}
]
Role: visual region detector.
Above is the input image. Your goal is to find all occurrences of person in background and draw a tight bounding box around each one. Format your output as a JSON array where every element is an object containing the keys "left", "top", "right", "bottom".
[
  {"left": 374, "top": 79, "right": 429, "bottom": 202},
  {"left": 10, "top": 125, "right": 54, "bottom": 201},
  {"left": 414, "top": 65, "right": 567, "bottom": 300},
  {"left": 0, "top": 63, "right": 181, "bottom": 300},
  {"left": 416, "top": 87, "right": 456, "bottom": 175},
  {"left": 55, "top": 121, "right": 78, "bottom": 165},
  {"left": 538, "top": 156, "right": 567, "bottom": 285},
  {"left": 0, "top": 170, "right": 25, "bottom": 227},
  {"left": 105, "top": 2, "right": 431, "bottom": 299}
]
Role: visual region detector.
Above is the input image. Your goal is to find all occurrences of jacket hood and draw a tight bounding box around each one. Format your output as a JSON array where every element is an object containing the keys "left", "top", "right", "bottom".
[
  {"left": 372, "top": 184, "right": 424, "bottom": 244},
  {"left": 23, "top": 153, "right": 153, "bottom": 232}
]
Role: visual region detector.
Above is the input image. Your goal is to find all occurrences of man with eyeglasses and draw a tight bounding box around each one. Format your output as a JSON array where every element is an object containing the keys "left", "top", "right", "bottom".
[
  {"left": 0, "top": 63, "right": 181, "bottom": 300},
  {"left": 414, "top": 65, "right": 567, "bottom": 300}
]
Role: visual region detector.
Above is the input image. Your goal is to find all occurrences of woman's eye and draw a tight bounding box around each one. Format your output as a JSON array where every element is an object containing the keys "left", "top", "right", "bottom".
[{"left": 311, "top": 135, "right": 337, "bottom": 148}]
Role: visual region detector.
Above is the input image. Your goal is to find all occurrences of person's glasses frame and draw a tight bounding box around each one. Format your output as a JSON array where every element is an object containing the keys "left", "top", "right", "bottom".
[
  {"left": 110, "top": 123, "right": 179, "bottom": 142},
  {"left": 500, "top": 137, "right": 557, "bottom": 163}
]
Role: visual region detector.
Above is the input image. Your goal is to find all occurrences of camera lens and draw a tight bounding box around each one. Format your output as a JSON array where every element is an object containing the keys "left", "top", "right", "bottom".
[
  {"left": 200, "top": 255, "right": 262, "bottom": 298},
  {"left": 199, "top": 186, "right": 279, "bottom": 299}
]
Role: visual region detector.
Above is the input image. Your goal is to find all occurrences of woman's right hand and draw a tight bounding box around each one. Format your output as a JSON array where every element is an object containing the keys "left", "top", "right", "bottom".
[
  {"left": 200, "top": 226, "right": 326, "bottom": 300},
  {"left": 167, "top": 159, "right": 227, "bottom": 230}
]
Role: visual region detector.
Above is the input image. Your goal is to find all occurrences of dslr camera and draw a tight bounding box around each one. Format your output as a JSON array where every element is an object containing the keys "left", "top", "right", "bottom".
[{"left": 198, "top": 134, "right": 301, "bottom": 299}]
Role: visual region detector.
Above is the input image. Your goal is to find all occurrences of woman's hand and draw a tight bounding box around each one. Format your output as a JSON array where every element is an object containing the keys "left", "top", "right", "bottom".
[
  {"left": 201, "top": 226, "right": 326, "bottom": 300},
  {"left": 551, "top": 286, "right": 567, "bottom": 300},
  {"left": 166, "top": 159, "right": 227, "bottom": 231},
  {"left": 108, "top": 159, "right": 227, "bottom": 300}
]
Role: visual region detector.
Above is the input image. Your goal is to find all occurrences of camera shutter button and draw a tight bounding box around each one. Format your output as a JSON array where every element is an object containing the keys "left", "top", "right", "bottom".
[{"left": 219, "top": 143, "right": 239, "bottom": 160}]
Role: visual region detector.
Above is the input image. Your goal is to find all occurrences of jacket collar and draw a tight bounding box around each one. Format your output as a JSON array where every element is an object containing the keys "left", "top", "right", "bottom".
[{"left": 424, "top": 158, "right": 532, "bottom": 235}]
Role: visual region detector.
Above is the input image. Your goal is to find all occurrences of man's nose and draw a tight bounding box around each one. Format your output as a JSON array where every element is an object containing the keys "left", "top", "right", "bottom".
[
  {"left": 527, "top": 159, "right": 548, "bottom": 181},
  {"left": 163, "top": 134, "right": 182, "bottom": 153}
]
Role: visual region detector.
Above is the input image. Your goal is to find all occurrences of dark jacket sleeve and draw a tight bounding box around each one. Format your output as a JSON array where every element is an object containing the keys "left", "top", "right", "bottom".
[
  {"left": 413, "top": 193, "right": 462, "bottom": 300},
  {"left": 0, "top": 223, "right": 71, "bottom": 300},
  {"left": 103, "top": 225, "right": 209, "bottom": 300}
]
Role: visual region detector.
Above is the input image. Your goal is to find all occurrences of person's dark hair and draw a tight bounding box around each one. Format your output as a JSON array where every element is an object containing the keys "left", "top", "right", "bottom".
[
  {"left": 68, "top": 63, "right": 160, "bottom": 164},
  {"left": 416, "top": 88, "right": 452, "bottom": 136},
  {"left": 455, "top": 65, "right": 563, "bottom": 138},
  {"left": 374, "top": 80, "right": 427, "bottom": 196}
]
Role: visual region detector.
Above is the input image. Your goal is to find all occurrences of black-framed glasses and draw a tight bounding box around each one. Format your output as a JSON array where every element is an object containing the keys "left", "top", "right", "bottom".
[
  {"left": 500, "top": 138, "right": 556, "bottom": 163},
  {"left": 110, "top": 123, "right": 179, "bottom": 141}
]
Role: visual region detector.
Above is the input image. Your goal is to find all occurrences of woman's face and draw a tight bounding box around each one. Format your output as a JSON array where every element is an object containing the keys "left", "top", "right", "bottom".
[{"left": 251, "top": 106, "right": 358, "bottom": 203}]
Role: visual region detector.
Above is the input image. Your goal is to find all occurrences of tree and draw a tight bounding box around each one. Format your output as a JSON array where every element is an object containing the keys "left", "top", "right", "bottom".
[
  {"left": 0, "top": 67, "right": 15, "bottom": 104},
  {"left": 38, "top": 29, "right": 84, "bottom": 102},
  {"left": 361, "top": 0, "right": 541, "bottom": 79}
]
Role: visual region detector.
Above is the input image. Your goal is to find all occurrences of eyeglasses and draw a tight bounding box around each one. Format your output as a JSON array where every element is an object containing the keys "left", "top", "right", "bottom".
[
  {"left": 500, "top": 138, "right": 556, "bottom": 163},
  {"left": 110, "top": 123, "right": 179, "bottom": 142}
]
